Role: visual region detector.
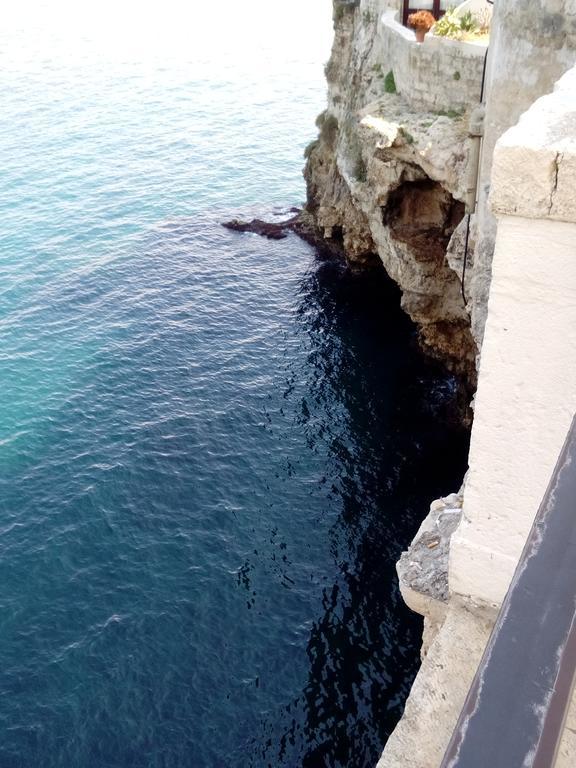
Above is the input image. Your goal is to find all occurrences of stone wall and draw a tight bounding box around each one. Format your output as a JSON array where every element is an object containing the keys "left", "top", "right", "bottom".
[
  {"left": 451, "top": 64, "right": 576, "bottom": 606},
  {"left": 470, "top": 0, "right": 576, "bottom": 350},
  {"left": 379, "top": 9, "right": 487, "bottom": 113}
]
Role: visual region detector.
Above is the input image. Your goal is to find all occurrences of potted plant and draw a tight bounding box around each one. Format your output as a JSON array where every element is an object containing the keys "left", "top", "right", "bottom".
[{"left": 408, "top": 10, "right": 436, "bottom": 43}]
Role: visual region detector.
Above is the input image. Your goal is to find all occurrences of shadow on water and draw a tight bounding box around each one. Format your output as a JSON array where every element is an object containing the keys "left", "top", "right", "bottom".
[
  {"left": 0, "top": 215, "right": 469, "bottom": 768},
  {"left": 255, "top": 251, "right": 470, "bottom": 768}
]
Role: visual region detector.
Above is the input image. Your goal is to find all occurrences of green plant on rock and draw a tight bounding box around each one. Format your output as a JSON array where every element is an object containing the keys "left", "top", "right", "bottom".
[
  {"left": 304, "top": 139, "right": 319, "bottom": 159},
  {"left": 433, "top": 9, "right": 463, "bottom": 39},
  {"left": 384, "top": 70, "right": 397, "bottom": 94},
  {"left": 433, "top": 7, "right": 480, "bottom": 39},
  {"left": 353, "top": 157, "right": 367, "bottom": 182},
  {"left": 399, "top": 127, "right": 415, "bottom": 145},
  {"left": 433, "top": 107, "right": 464, "bottom": 119},
  {"left": 459, "top": 10, "right": 478, "bottom": 33},
  {"left": 320, "top": 113, "right": 339, "bottom": 146}
]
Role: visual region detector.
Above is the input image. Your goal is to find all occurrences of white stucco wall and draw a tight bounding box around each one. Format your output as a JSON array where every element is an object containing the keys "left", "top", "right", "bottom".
[{"left": 450, "top": 65, "right": 576, "bottom": 606}]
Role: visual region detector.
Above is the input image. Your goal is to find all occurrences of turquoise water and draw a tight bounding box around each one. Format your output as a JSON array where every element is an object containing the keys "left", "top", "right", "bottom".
[{"left": 0, "top": 4, "right": 469, "bottom": 766}]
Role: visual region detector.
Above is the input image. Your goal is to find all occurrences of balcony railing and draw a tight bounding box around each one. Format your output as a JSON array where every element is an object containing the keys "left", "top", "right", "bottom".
[{"left": 440, "top": 416, "right": 576, "bottom": 768}]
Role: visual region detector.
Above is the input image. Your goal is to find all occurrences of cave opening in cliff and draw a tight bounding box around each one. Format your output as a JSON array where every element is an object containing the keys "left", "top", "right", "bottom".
[{"left": 382, "top": 178, "right": 465, "bottom": 262}]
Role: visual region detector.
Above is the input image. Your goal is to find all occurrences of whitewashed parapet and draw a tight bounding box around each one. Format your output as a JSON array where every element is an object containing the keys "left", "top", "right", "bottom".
[
  {"left": 490, "top": 65, "right": 576, "bottom": 223},
  {"left": 379, "top": 8, "right": 487, "bottom": 113}
]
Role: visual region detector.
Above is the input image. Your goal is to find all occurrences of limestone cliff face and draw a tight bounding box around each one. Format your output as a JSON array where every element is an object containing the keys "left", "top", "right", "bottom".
[{"left": 304, "top": 0, "right": 478, "bottom": 382}]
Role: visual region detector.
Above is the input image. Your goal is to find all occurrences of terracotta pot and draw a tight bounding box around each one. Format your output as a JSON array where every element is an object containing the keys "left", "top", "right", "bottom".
[{"left": 414, "top": 28, "right": 427, "bottom": 43}]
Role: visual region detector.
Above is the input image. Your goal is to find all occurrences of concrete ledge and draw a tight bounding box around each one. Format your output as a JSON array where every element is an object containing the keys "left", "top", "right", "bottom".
[
  {"left": 490, "top": 65, "right": 576, "bottom": 223},
  {"left": 377, "top": 602, "right": 495, "bottom": 768}
]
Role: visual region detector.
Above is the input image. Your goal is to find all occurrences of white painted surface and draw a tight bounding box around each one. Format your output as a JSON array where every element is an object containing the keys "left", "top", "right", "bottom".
[
  {"left": 451, "top": 65, "right": 576, "bottom": 605},
  {"left": 380, "top": 8, "right": 414, "bottom": 40},
  {"left": 451, "top": 214, "right": 576, "bottom": 604}
]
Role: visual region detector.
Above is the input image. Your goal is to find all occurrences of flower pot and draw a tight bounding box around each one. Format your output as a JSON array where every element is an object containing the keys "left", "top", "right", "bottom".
[{"left": 414, "top": 28, "right": 427, "bottom": 43}]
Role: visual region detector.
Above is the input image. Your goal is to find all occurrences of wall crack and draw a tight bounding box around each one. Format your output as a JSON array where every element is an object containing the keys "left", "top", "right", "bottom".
[{"left": 549, "top": 151, "right": 563, "bottom": 215}]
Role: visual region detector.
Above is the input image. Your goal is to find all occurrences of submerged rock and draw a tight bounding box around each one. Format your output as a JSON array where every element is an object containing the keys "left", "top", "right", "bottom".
[
  {"left": 222, "top": 217, "right": 291, "bottom": 240},
  {"left": 222, "top": 210, "right": 383, "bottom": 270}
]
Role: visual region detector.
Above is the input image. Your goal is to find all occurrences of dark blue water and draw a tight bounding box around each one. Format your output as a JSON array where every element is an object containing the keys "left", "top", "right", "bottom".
[
  {"left": 0, "top": 217, "right": 469, "bottom": 767},
  {"left": 0, "top": 3, "right": 469, "bottom": 766}
]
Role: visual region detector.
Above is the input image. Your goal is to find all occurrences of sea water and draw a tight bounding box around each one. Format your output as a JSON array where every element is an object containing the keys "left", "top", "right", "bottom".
[{"left": 0, "top": 2, "right": 469, "bottom": 766}]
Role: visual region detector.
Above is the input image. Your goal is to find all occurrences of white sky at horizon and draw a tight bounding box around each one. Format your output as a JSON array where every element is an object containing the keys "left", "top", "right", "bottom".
[{"left": 1, "top": 0, "right": 335, "bottom": 67}]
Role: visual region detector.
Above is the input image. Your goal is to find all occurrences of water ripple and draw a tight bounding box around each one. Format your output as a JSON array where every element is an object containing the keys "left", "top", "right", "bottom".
[{"left": 0, "top": 6, "right": 469, "bottom": 766}]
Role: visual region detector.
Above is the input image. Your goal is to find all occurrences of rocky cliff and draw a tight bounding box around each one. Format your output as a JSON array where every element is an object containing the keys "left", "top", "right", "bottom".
[
  {"left": 304, "top": 0, "right": 481, "bottom": 383},
  {"left": 324, "top": 4, "right": 576, "bottom": 766}
]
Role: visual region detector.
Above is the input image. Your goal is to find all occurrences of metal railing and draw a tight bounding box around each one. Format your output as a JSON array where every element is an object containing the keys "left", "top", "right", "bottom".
[{"left": 440, "top": 416, "right": 576, "bottom": 768}]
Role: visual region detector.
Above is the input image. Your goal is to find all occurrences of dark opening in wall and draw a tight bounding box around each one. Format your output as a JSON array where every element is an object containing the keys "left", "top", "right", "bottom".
[{"left": 382, "top": 179, "right": 465, "bottom": 262}]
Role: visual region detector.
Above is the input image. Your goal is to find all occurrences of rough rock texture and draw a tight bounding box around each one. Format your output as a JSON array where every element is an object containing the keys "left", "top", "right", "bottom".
[
  {"left": 304, "top": 1, "right": 478, "bottom": 383},
  {"left": 222, "top": 217, "right": 294, "bottom": 239},
  {"left": 490, "top": 66, "right": 576, "bottom": 222},
  {"left": 398, "top": 494, "right": 463, "bottom": 605},
  {"left": 376, "top": 5, "right": 576, "bottom": 763},
  {"left": 308, "top": 5, "right": 576, "bottom": 767},
  {"left": 397, "top": 492, "right": 463, "bottom": 657}
]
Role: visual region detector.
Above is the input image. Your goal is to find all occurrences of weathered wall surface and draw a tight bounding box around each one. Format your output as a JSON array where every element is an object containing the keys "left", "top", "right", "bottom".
[
  {"left": 470, "top": 0, "right": 576, "bottom": 349},
  {"left": 451, "top": 65, "right": 576, "bottom": 606},
  {"left": 380, "top": 10, "right": 487, "bottom": 113},
  {"left": 376, "top": 598, "right": 494, "bottom": 768}
]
